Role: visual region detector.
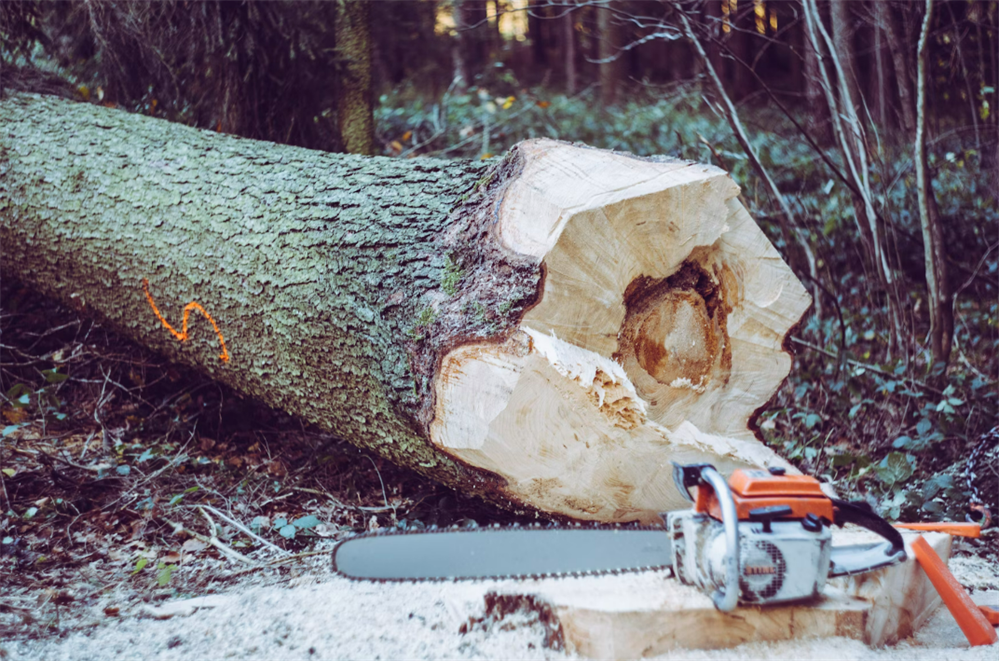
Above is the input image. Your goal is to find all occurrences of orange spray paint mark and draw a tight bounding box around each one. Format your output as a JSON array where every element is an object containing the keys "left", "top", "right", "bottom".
[{"left": 142, "top": 278, "right": 230, "bottom": 363}]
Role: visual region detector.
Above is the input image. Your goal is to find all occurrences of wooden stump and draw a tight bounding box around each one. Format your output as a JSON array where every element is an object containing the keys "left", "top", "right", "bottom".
[{"left": 484, "top": 532, "right": 951, "bottom": 658}]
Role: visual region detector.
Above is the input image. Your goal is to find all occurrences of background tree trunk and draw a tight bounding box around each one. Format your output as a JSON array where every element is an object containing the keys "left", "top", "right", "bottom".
[
  {"left": 802, "top": 2, "right": 829, "bottom": 143},
  {"left": 336, "top": 0, "right": 374, "bottom": 155},
  {"left": 0, "top": 93, "right": 808, "bottom": 522},
  {"left": 915, "top": 0, "right": 953, "bottom": 366},
  {"left": 829, "top": 0, "right": 860, "bottom": 117},
  {"left": 563, "top": 7, "right": 577, "bottom": 95},
  {"left": 597, "top": 4, "right": 621, "bottom": 106},
  {"left": 454, "top": 0, "right": 488, "bottom": 89},
  {"left": 881, "top": 1, "right": 917, "bottom": 134}
]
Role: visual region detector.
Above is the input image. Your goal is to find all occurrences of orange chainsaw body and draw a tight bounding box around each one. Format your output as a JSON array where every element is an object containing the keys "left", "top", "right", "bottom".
[{"left": 695, "top": 468, "right": 835, "bottom": 523}]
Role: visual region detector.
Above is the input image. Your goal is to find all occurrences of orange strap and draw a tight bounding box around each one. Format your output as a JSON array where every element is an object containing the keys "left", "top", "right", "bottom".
[
  {"left": 895, "top": 522, "right": 981, "bottom": 538},
  {"left": 911, "top": 536, "right": 998, "bottom": 646},
  {"left": 142, "top": 278, "right": 230, "bottom": 363}
]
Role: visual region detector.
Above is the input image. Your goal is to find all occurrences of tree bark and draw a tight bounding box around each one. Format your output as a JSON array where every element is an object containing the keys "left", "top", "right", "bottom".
[
  {"left": 829, "top": 0, "right": 860, "bottom": 118},
  {"left": 335, "top": 0, "right": 374, "bottom": 155},
  {"left": 881, "top": 1, "right": 917, "bottom": 135},
  {"left": 597, "top": 4, "right": 621, "bottom": 107},
  {"left": 0, "top": 93, "right": 809, "bottom": 522},
  {"left": 801, "top": 1, "right": 829, "bottom": 143},
  {"left": 453, "top": 0, "right": 488, "bottom": 89},
  {"left": 563, "top": 7, "right": 577, "bottom": 95},
  {"left": 528, "top": 3, "right": 549, "bottom": 70}
]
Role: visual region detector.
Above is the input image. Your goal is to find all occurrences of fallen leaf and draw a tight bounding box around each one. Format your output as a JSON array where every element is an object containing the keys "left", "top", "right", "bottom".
[
  {"left": 160, "top": 552, "right": 181, "bottom": 564},
  {"left": 182, "top": 539, "right": 207, "bottom": 554},
  {"left": 2, "top": 408, "right": 28, "bottom": 424}
]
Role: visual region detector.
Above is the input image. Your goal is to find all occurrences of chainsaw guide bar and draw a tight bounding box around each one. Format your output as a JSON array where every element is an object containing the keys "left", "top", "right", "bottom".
[{"left": 332, "top": 523, "right": 673, "bottom": 583}]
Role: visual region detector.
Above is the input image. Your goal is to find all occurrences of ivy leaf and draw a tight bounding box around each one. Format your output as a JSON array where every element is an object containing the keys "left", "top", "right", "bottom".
[
  {"left": 922, "top": 474, "right": 955, "bottom": 500},
  {"left": 2, "top": 425, "right": 24, "bottom": 438},
  {"left": 278, "top": 524, "right": 297, "bottom": 539},
  {"left": 922, "top": 501, "right": 944, "bottom": 514},
  {"left": 157, "top": 564, "right": 175, "bottom": 587},
  {"left": 876, "top": 452, "right": 916, "bottom": 487},
  {"left": 41, "top": 369, "right": 69, "bottom": 384},
  {"left": 293, "top": 515, "right": 320, "bottom": 530}
]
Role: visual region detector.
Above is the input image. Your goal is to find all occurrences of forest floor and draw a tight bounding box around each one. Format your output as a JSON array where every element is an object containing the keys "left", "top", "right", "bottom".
[
  {"left": 0, "top": 539, "right": 997, "bottom": 661},
  {"left": 1, "top": 282, "right": 997, "bottom": 660}
]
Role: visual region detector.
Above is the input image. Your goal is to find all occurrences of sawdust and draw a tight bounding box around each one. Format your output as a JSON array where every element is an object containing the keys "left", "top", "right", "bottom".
[{"left": 4, "top": 553, "right": 995, "bottom": 661}]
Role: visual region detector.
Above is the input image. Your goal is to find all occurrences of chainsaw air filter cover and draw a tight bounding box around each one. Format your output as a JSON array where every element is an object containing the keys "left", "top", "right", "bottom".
[{"left": 667, "top": 512, "right": 832, "bottom": 605}]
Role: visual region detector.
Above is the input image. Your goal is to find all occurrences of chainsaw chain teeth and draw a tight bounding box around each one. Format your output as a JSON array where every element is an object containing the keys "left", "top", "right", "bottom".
[{"left": 331, "top": 522, "right": 672, "bottom": 583}]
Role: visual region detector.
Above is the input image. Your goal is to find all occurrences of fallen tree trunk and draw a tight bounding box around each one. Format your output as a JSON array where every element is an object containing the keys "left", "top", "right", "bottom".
[{"left": 0, "top": 93, "right": 810, "bottom": 522}]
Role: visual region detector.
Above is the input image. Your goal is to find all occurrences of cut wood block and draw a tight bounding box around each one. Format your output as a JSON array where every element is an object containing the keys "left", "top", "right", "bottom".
[
  {"left": 827, "top": 530, "right": 952, "bottom": 646},
  {"left": 486, "top": 531, "right": 951, "bottom": 659}
]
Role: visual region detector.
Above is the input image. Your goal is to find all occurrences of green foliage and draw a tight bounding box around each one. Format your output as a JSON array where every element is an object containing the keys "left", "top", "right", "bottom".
[
  {"left": 273, "top": 514, "right": 321, "bottom": 541},
  {"left": 156, "top": 561, "right": 177, "bottom": 587},
  {"left": 3, "top": 367, "right": 69, "bottom": 433}
]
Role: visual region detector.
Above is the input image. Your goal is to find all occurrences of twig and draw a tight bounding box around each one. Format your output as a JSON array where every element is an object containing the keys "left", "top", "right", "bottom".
[
  {"left": 289, "top": 486, "right": 397, "bottom": 512},
  {"left": 222, "top": 550, "right": 330, "bottom": 580},
  {"left": 77, "top": 430, "right": 97, "bottom": 461},
  {"left": 364, "top": 455, "right": 389, "bottom": 508},
  {"left": 199, "top": 505, "right": 289, "bottom": 556},
  {"left": 0, "top": 449, "right": 9, "bottom": 513},
  {"left": 165, "top": 519, "right": 258, "bottom": 566}
]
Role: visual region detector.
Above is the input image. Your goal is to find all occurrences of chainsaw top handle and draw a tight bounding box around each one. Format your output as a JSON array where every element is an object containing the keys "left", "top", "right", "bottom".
[{"left": 672, "top": 463, "right": 741, "bottom": 612}]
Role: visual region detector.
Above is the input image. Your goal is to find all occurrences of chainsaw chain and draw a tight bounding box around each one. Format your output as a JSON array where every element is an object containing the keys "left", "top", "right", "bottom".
[
  {"left": 331, "top": 521, "right": 673, "bottom": 583},
  {"left": 965, "top": 426, "right": 997, "bottom": 528}
]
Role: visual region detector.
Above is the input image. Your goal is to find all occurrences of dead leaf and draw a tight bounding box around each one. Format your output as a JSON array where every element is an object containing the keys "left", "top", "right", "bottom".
[
  {"left": 160, "top": 552, "right": 181, "bottom": 564},
  {"left": 3, "top": 408, "right": 28, "bottom": 424},
  {"left": 182, "top": 539, "right": 207, "bottom": 554}
]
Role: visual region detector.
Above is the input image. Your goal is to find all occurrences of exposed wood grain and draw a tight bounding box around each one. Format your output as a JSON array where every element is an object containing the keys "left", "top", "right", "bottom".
[{"left": 488, "top": 532, "right": 951, "bottom": 658}]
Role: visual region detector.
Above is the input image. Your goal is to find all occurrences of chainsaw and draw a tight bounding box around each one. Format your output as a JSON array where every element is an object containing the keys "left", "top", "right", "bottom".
[{"left": 332, "top": 464, "right": 907, "bottom": 612}]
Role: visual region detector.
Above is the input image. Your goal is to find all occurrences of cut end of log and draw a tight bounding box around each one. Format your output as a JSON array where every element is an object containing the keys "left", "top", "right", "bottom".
[{"left": 430, "top": 140, "right": 809, "bottom": 521}]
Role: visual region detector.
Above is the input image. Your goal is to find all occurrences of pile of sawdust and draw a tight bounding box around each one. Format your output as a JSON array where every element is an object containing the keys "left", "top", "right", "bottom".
[{"left": 4, "top": 550, "right": 995, "bottom": 661}]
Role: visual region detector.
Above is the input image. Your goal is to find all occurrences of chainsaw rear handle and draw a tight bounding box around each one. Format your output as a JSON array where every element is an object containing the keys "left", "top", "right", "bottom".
[{"left": 827, "top": 499, "right": 907, "bottom": 576}]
